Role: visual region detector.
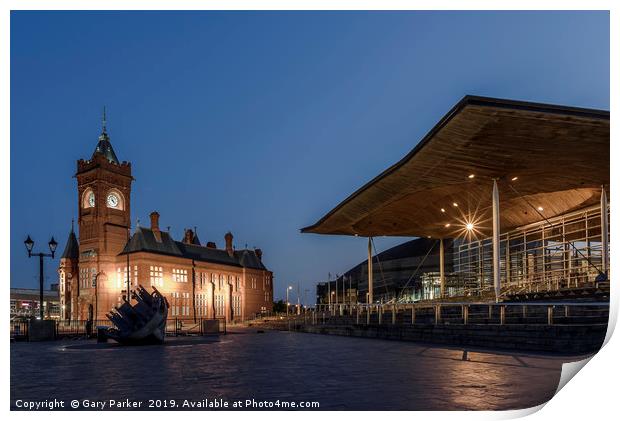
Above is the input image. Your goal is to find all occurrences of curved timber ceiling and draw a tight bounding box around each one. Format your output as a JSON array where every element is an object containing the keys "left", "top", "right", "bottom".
[{"left": 301, "top": 96, "right": 609, "bottom": 238}]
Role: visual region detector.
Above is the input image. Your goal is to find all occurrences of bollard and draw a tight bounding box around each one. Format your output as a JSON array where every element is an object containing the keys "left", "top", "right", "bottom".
[
  {"left": 356, "top": 306, "right": 360, "bottom": 324},
  {"left": 411, "top": 306, "right": 416, "bottom": 325},
  {"left": 435, "top": 305, "right": 441, "bottom": 325},
  {"left": 564, "top": 305, "right": 569, "bottom": 318},
  {"left": 392, "top": 305, "right": 396, "bottom": 324},
  {"left": 367, "top": 306, "right": 370, "bottom": 325},
  {"left": 488, "top": 305, "right": 492, "bottom": 322},
  {"left": 500, "top": 305, "right": 505, "bottom": 325},
  {"left": 378, "top": 306, "right": 383, "bottom": 324},
  {"left": 522, "top": 305, "right": 527, "bottom": 319},
  {"left": 463, "top": 305, "right": 469, "bottom": 325}
]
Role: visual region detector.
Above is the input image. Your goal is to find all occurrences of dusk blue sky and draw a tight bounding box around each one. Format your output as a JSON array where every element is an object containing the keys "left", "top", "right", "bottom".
[{"left": 10, "top": 11, "right": 609, "bottom": 302}]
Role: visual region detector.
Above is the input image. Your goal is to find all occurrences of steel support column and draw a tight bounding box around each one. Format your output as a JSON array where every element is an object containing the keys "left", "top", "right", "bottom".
[
  {"left": 368, "top": 237, "right": 373, "bottom": 304},
  {"left": 601, "top": 186, "right": 609, "bottom": 277},
  {"left": 439, "top": 238, "right": 445, "bottom": 298},
  {"left": 492, "top": 179, "right": 501, "bottom": 302}
]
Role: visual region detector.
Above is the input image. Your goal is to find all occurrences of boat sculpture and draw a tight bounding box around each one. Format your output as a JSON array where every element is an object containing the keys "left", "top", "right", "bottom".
[{"left": 106, "top": 285, "right": 169, "bottom": 345}]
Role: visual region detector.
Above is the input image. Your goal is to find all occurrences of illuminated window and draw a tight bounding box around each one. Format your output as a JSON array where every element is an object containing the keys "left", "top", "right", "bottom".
[
  {"left": 183, "top": 292, "right": 190, "bottom": 316},
  {"left": 79, "top": 267, "right": 96, "bottom": 289},
  {"left": 172, "top": 268, "right": 188, "bottom": 283},
  {"left": 117, "top": 266, "right": 138, "bottom": 288},
  {"left": 150, "top": 266, "right": 163, "bottom": 287}
]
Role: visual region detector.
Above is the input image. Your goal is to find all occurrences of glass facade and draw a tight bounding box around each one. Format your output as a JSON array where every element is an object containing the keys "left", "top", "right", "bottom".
[{"left": 454, "top": 205, "right": 609, "bottom": 296}]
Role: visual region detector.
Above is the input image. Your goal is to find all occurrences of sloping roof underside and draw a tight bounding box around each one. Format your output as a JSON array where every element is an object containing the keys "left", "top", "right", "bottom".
[{"left": 302, "top": 96, "right": 609, "bottom": 238}]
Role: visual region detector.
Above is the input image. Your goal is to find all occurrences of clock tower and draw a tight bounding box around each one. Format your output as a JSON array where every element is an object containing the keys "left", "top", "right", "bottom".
[{"left": 75, "top": 110, "right": 133, "bottom": 319}]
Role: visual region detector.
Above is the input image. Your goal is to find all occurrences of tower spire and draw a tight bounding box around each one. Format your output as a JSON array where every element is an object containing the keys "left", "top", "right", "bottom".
[{"left": 102, "top": 106, "right": 107, "bottom": 134}]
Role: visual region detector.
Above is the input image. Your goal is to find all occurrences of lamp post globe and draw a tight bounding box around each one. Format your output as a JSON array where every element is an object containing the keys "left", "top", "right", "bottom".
[
  {"left": 24, "top": 235, "right": 34, "bottom": 256},
  {"left": 48, "top": 237, "right": 58, "bottom": 257}
]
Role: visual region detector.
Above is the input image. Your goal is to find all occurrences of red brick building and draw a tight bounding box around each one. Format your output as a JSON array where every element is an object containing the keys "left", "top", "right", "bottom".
[{"left": 58, "top": 118, "right": 273, "bottom": 322}]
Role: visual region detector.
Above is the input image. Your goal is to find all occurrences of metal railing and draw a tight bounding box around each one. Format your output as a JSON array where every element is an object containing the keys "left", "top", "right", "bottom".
[
  {"left": 304, "top": 301, "right": 609, "bottom": 327},
  {"left": 10, "top": 317, "right": 227, "bottom": 340}
]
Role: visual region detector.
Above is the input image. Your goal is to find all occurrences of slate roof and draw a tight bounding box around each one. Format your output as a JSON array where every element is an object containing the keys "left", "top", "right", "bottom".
[
  {"left": 120, "top": 226, "right": 268, "bottom": 270},
  {"left": 176, "top": 242, "right": 241, "bottom": 267},
  {"left": 235, "top": 249, "right": 268, "bottom": 270},
  {"left": 92, "top": 131, "right": 120, "bottom": 164},
  {"left": 61, "top": 229, "right": 79, "bottom": 259},
  {"left": 120, "top": 227, "right": 183, "bottom": 256}
]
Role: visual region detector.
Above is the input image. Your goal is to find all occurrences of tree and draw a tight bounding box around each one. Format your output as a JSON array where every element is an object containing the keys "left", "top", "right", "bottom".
[{"left": 272, "top": 299, "right": 286, "bottom": 313}]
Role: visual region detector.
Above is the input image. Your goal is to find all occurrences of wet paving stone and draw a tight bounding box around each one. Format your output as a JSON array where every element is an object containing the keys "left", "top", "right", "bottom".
[{"left": 10, "top": 329, "right": 584, "bottom": 410}]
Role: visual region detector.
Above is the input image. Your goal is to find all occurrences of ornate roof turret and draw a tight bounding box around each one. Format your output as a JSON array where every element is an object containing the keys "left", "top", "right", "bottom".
[
  {"left": 192, "top": 226, "right": 201, "bottom": 245},
  {"left": 92, "top": 107, "right": 120, "bottom": 164},
  {"left": 61, "top": 220, "right": 79, "bottom": 259}
]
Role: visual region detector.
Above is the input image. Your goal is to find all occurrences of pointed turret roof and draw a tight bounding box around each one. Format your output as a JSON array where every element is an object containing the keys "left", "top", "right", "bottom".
[
  {"left": 92, "top": 107, "right": 120, "bottom": 164},
  {"left": 61, "top": 222, "right": 79, "bottom": 259},
  {"left": 192, "top": 227, "right": 201, "bottom": 245}
]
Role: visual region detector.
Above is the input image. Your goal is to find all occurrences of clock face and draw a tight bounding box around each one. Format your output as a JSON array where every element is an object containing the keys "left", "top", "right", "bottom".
[
  {"left": 107, "top": 193, "right": 119, "bottom": 208},
  {"left": 87, "top": 192, "right": 95, "bottom": 208}
]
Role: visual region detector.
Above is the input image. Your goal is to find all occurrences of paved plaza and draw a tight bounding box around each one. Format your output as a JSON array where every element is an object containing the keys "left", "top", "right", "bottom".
[{"left": 11, "top": 328, "right": 584, "bottom": 410}]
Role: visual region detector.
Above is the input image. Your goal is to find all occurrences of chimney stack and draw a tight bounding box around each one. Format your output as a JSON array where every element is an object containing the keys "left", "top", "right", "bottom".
[
  {"left": 224, "top": 232, "right": 234, "bottom": 257},
  {"left": 255, "top": 248, "right": 263, "bottom": 261},
  {"left": 206, "top": 241, "right": 217, "bottom": 249},
  {"left": 150, "top": 211, "right": 162, "bottom": 242}
]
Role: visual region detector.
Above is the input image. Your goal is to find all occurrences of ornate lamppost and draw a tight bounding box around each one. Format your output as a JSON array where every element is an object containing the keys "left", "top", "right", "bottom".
[{"left": 24, "top": 235, "right": 58, "bottom": 320}]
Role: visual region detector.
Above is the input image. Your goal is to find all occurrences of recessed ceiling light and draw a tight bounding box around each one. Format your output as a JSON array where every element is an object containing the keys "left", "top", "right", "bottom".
[
  {"left": 511, "top": 176, "right": 518, "bottom": 181},
  {"left": 445, "top": 223, "right": 451, "bottom": 228},
  {"left": 468, "top": 174, "right": 475, "bottom": 179},
  {"left": 466, "top": 223, "right": 474, "bottom": 231},
  {"left": 452, "top": 203, "right": 458, "bottom": 207},
  {"left": 440, "top": 208, "right": 446, "bottom": 213},
  {"left": 537, "top": 206, "right": 544, "bottom": 211}
]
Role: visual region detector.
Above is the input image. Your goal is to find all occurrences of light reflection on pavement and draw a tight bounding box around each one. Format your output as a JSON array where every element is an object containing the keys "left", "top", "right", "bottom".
[{"left": 11, "top": 328, "right": 586, "bottom": 410}]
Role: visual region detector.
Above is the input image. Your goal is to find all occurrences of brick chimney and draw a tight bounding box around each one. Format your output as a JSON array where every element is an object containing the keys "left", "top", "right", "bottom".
[
  {"left": 255, "top": 248, "right": 263, "bottom": 261},
  {"left": 224, "top": 232, "right": 234, "bottom": 257},
  {"left": 150, "top": 211, "right": 162, "bottom": 242}
]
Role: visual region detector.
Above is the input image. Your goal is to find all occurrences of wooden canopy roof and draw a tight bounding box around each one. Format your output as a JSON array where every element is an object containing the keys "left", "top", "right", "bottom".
[{"left": 301, "top": 96, "right": 609, "bottom": 238}]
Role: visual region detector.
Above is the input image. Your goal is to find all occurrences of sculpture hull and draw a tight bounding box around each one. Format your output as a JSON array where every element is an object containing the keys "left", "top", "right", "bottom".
[{"left": 105, "top": 286, "right": 169, "bottom": 345}]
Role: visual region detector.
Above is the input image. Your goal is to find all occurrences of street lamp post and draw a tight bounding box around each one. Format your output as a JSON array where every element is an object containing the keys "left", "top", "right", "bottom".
[
  {"left": 286, "top": 285, "right": 293, "bottom": 317},
  {"left": 24, "top": 235, "right": 58, "bottom": 320}
]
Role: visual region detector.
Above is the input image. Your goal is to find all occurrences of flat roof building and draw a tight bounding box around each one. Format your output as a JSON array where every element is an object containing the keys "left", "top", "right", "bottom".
[
  {"left": 303, "top": 96, "right": 609, "bottom": 303},
  {"left": 10, "top": 288, "right": 60, "bottom": 319}
]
